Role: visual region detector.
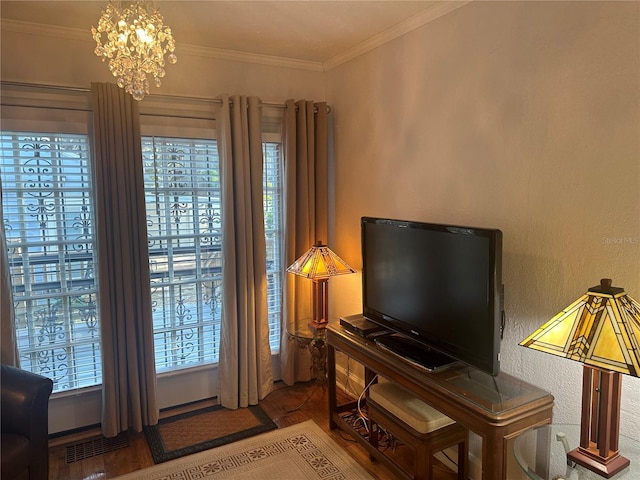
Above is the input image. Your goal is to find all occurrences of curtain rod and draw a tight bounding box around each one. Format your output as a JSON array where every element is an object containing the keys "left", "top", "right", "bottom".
[
  {"left": 0, "top": 81, "right": 330, "bottom": 113},
  {"left": 0, "top": 101, "right": 217, "bottom": 122}
]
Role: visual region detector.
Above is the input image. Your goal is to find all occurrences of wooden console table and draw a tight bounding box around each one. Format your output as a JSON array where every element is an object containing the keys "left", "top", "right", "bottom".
[{"left": 326, "top": 323, "right": 554, "bottom": 480}]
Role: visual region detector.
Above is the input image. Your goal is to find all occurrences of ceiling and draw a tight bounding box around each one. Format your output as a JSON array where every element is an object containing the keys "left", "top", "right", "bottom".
[{"left": 0, "top": 1, "right": 464, "bottom": 67}]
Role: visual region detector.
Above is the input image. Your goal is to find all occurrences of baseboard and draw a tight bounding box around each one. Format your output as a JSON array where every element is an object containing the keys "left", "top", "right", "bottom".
[{"left": 49, "top": 424, "right": 102, "bottom": 447}]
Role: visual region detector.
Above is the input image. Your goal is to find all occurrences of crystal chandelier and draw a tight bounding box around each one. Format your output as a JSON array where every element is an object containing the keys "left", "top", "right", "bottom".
[{"left": 91, "top": 1, "right": 177, "bottom": 101}]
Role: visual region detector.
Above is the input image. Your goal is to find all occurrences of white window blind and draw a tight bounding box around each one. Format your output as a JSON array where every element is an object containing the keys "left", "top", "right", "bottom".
[
  {"left": 0, "top": 132, "right": 100, "bottom": 391},
  {"left": 142, "top": 136, "right": 283, "bottom": 373},
  {"left": 263, "top": 142, "right": 283, "bottom": 350},
  {"left": 143, "top": 136, "right": 223, "bottom": 370}
]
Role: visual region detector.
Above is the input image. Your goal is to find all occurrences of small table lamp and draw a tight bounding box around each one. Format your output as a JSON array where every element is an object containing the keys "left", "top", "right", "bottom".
[
  {"left": 520, "top": 278, "right": 640, "bottom": 478},
  {"left": 287, "top": 241, "right": 356, "bottom": 329}
]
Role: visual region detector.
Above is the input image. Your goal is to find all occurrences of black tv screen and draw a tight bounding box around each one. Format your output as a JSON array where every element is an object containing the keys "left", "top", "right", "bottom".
[{"left": 361, "top": 217, "right": 504, "bottom": 376}]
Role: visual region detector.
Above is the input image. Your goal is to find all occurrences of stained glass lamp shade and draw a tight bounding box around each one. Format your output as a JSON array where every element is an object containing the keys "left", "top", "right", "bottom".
[
  {"left": 520, "top": 279, "right": 640, "bottom": 478},
  {"left": 287, "top": 241, "right": 356, "bottom": 329}
]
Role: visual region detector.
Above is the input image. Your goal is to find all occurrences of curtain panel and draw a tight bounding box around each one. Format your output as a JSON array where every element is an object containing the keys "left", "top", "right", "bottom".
[
  {"left": 280, "top": 99, "right": 329, "bottom": 385},
  {"left": 0, "top": 183, "right": 19, "bottom": 367},
  {"left": 91, "top": 82, "right": 158, "bottom": 437},
  {"left": 217, "top": 94, "right": 274, "bottom": 409}
]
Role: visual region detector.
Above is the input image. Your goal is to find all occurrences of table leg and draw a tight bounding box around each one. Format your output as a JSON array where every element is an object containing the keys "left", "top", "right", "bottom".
[
  {"left": 482, "top": 433, "right": 505, "bottom": 480},
  {"left": 535, "top": 426, "right": 551, "bottom": 479},
  {"left": 327, "top": 344, "right": 337, "bottom": 430}
]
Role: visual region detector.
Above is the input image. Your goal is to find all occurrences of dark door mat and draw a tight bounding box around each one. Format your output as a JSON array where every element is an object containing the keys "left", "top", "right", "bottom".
[{"left": 143, "top": 404, "right": 277, "bottom": 463}]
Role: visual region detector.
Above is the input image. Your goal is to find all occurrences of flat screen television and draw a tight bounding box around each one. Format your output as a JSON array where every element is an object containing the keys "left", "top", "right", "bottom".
[{"left": 361, "top": 217, "right": 504, "bottom": 376}]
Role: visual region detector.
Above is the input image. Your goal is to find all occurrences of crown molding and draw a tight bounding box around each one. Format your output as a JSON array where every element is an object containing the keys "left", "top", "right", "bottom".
[
  {"left": 2, "top": 1, "right": 471, "bottom": 74},
  {"left": 1, "top": 18, "right": 90, "bottom": 42},
  {"left": 322, "top": 1, "right": 472, "bottom": 71},
  {"left": 1, "top": 18, "right": 323, "bottom": 72},
  {"left": 178, "top": 44, "right": 323, "bottom": 71}
]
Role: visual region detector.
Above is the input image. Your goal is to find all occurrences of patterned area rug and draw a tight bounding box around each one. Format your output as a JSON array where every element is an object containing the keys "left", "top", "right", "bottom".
[
  {"left": 143, "top": 404, "right": 277, "bottom": 463},
  {"left": 117, "top": 420, "right": 373, "bottom": 479}
]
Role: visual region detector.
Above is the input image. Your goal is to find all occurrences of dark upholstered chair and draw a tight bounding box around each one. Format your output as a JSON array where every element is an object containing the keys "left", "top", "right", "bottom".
[{"left": 1, "top": 364, "right": 53, "bottom": 480}]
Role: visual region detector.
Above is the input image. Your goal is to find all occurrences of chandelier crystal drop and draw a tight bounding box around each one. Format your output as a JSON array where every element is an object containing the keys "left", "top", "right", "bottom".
[{"left": 91, "top": 1, "right": 177, "bottom": 101}]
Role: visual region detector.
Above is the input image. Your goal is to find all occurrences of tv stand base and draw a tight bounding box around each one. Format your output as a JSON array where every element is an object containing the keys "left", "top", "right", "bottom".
[{"left": 326, "top": 323, "right": 554, "bottom": 480}]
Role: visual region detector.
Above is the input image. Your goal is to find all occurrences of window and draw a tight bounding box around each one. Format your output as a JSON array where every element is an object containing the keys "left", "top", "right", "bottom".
[
  {"left": 263, "top": 142, "right": 283, "bottom": 350},
  {"left": 1, "top": 129, "right": 283, "bottom": 389},
  {"left": 142, "top": 136, "right": 283, "bottom": 373},
  {"left": 143, "top": 137, "right": 222, "bottom": 370},
  {"left": 0, "top": 132, "right": 100, "bottom": 392}
]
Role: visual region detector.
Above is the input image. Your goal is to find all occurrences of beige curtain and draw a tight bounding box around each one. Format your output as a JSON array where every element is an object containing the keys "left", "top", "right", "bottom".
[
  {"left": 0, "top": 184, "right": 19, "bottom": 367},
  {"left": 217, "top": 95, "right": 274, "bottom": 409},
  {"left": 91, "top": 82, "right": 158, "bottom": 436},
  {"left": 280, "top": 100, "right": 329, "bottom": 385}
]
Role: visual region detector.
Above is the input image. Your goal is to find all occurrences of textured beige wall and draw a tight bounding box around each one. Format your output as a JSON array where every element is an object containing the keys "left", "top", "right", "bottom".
[{"left": 326, "top": 1, "right": 640, "bottom": 436}]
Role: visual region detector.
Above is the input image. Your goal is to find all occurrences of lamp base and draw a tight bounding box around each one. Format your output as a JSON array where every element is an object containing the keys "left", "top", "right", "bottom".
[
  {"left": 568, "top": 447, "right": 630, "bottom": 478},
  {"left": 568, "top": 367, "right": 631, "bottom": 478}
]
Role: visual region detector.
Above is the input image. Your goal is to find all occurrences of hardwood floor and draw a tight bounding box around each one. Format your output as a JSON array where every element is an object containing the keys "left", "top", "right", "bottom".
[{"left": 49, "top": 380, "right": 459, "bottom": 479}]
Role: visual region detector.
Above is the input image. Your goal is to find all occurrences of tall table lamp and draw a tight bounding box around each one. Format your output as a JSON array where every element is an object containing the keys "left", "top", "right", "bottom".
[
  {"left": 287, "top": 241, "right": 356, "bottom": 329},
  {"left": 520, "top": 278, "right": 640, "bottom": 478}
]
